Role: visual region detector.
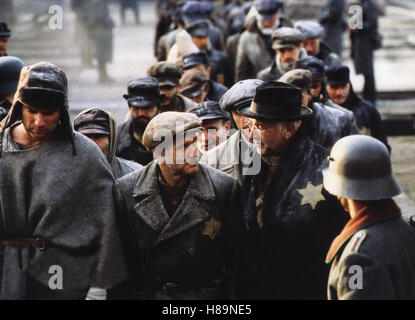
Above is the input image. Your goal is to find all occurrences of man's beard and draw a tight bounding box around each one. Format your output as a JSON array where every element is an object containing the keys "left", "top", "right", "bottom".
[
  {"left": 257, "top": 18, "right": 280, "bottom": 36},
  {"left": 132, "top": 117, "right": 150, "bottom": 137}
]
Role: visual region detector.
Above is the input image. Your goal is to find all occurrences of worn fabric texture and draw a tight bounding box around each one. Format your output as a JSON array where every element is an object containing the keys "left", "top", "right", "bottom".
[
  {"left": 327, "top": 200, "right": 415, "bottom": 300},
  {"left": 0, "top": 129, "right": 127, "bottom": 299},
  {"left": 240, "top": 131, "right": 349, "bottom": 299},
  {"left": 235, "top": 16, "right": 293, "bottom": 81},
  {"left": 111, "top": 161, "right": 243, "bottom": 299},
  {"left": 304, "top": 102, "right": 357, "bottom": 149}
]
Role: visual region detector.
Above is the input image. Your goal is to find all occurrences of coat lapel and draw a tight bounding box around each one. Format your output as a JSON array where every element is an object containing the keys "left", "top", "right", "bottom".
[
  {"left": 132, "top": 162, "right": 170, "bottom": 232},
  {"left": 155, "top": 165, "right": 216, "bottom": 244}
]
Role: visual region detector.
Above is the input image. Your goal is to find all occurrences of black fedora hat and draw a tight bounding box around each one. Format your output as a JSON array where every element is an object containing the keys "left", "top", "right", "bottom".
[{"left": 239, "top": 81, "right": 313, "bottom": 121}]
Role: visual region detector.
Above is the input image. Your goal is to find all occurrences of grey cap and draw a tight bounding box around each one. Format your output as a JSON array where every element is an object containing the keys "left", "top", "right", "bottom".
[
  {"left": 279, "top": 69, "right": 312, "bottom": 90},
  {"left": 190, "top": 101, "right": 231, "bottom": 121},
  {"left": 294, "top": 21, "right": 325, "bottom": 39},
  {"left": 143, "top": 111, "right": 202, "bottom": 151},
  {"left": 219, "top": 79, "right": 264, "bottom": 112},
  {"left": 73, "top": 107, "right": 111, "bottom": 136},
  {"left": 272, "top": 27, "right": 305, "bottom": 50},
  {"left": 323, "top": 135, "right": 402, "bottom": 201}
]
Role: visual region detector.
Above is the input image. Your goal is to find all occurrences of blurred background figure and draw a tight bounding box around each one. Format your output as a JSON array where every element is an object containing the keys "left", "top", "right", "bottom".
[
  {"left": 71, "top": 0, "right": 115, "bottom": 83},
  {"left": 0, "top": 22, "right": 11, "bottom": 57},
  {"left": 318, "top": 0, "right": 347, "bottom": 57},
  {"left": 349, "top": 0, "right": 381, "bottom": 105},
  {"left": 0, "top": 0, "right": 16, "bottom": 26},
  {"left": 119, "top": 0, "right": 141, "bottom": 25}
]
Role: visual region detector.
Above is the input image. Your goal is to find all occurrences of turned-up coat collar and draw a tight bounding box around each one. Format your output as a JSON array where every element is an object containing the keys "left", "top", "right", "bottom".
[
  {"left": 326, "top": 199, "right": 401, "bottom": 263},
  {"left": 131, "top": 161, "right": 216, "bottom": 244}
]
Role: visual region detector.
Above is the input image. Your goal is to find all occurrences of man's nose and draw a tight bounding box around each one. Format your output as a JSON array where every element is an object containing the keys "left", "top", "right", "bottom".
[{"left": 34, "top": 114, "right": 46, "bottom": 127}]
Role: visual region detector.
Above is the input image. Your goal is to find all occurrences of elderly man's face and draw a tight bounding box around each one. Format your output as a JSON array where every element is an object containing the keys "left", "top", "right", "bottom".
[
  {"left": 163, "top": 133, "right": 200, "bottom": 176},
  {"left": 0, "top": 36, "right": 9, "bottom": 57},
  {"left": 21, "top": 104, "right": 60, "bottom": 143},
  {"left": 248, "top": 119, "right": 297, "bottom": 156},
  {"left": 259, "top": 11, "right": 281, "bottom": 29},
  {"left": 277, "top": 46, "right": 301, "bottom": 69},
  {"left": 198, "top": 118, "right": 231, "bottom": 153},
  {"left": 302, "top": 38, "right": 320, "bottom": 56},
  {"left": 160, "top": 85, "right": 178, "bottom": 107},
  {"left": 326, "top": 83, "right": 350, "bottom": 105}
]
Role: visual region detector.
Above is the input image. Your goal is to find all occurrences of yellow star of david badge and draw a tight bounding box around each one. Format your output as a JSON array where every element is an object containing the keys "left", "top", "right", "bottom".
[
  {"left": 297, "top": 182, "right": 326, "bottom": 210},
  {"left": 202, "top": 217, "right": 222, "bottom": 240}
]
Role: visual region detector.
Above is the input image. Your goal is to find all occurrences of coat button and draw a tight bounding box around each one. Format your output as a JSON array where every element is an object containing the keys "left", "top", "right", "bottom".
[{"left": 188, "top": 248, "right": 196, "bottom": 256}]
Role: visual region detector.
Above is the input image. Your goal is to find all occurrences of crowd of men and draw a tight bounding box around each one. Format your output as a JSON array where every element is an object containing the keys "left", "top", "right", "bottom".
[{"left": 0, "top": 0, "right": 415, "bottom": 300}]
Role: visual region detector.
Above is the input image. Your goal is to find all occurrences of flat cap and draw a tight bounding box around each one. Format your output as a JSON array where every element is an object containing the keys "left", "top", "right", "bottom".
[
  {"left": 256, "top": 0, "right": 284, "bottom": 21},
  {"left": 219, "top": 79, "right": 264, "bottom": 112},
  {"left": 190, "top": 101, "right": 231, "bottom": 121},
  {"left": 182, "top": 51, "right": 209, "bottom": 70},
  {"left": 294, "top": 57, "right": 325, "bottom": 81},
  {"left": 325, "top": 65, "right": 350, "bottom": 86},
  {"left": 294, "top": 21, "right": 325, "bottom": 39},
  {"left": 147, "top": 62, "right": 182, "bottom": 87},
  {"left": 73, "top": 107, "right": 111, "bottom": 136},
  {"left": 143, "top": 111, "right": 202, "bottom": 151},
  {"left": 279, "top": 69, "right": 312, "bottom": 90},
  {"left": 272, "top": 27, "right": 305, "bottom": 50},
  {"left": 182, "top": 1, "right": 204, "bottom": 24},
  {"left": 0, "top": 22, "right": 11, "bottom": 37},
  {"left": 179, "top": 68, "right": 210, "bottom": 98},
  {"left": 123, "top": 77, "right": 161, "bottom": 108},
  {"left": 186, "top": 20, "right": 210, "bottom": 38}
]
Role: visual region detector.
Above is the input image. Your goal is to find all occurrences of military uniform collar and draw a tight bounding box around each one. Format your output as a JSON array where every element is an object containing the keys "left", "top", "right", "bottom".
[{"left": 325, "top": 199, "right": 401, "bottom": 263}]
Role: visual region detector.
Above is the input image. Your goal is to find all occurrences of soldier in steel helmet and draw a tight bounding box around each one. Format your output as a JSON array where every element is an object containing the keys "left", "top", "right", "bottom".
[{"left": 324, "top": 135, "right": 415, "bottom": 300}]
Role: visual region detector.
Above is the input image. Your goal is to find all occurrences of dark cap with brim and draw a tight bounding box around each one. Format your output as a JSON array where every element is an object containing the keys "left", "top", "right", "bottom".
[
  {"left": 191, "top": 101, "right": 231, "bottom": 121},
  {"left": 294, "top": 57, "right": 325, "bottom": 81},
  {"left": 186, "top": 20, "right": 210, "bottom": 38},
  {"left": 0, "top": 22, "right": 11, "bottom": 37},
  {"left": 256, "top": 0, "right": 283, "bottom": 21},
  {"left": 219, "top": 79, "right": 264, "bottom": 112},
  {"left": 239, "top": 81, "right": 313, "bottom": 121},
  {"left": 124, "top": 77, "right": 161, "bottom": 108},
  {"left": 73, "top": 108, "right": 111, "bottom": 136},
  {"left": 182, "top": 51, "right": 209, "bottom": 70},
  {"left": 124, "top": 95, "right": 161, "bottom": 108}
]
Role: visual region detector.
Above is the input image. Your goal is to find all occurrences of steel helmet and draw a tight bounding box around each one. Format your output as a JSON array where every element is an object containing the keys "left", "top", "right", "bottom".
[
  {"left": 323, "top": 135, "right": 402, "bottom": 200},
  {"left": 0, "top": 56, "right": 24, "bottom": 95}
]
